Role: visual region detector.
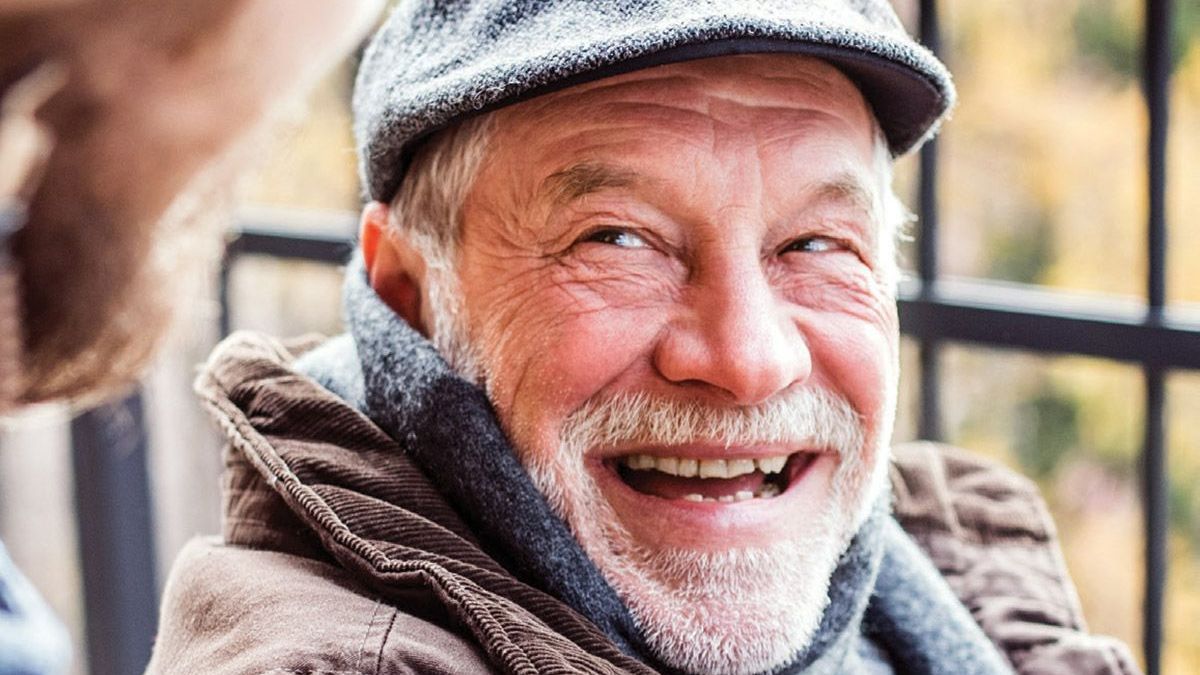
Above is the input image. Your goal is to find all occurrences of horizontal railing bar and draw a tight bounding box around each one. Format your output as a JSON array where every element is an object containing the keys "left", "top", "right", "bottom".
[
  {"left": 898, "top": 279, "right": 1200, "bottom": 369},
  {"left": 227, "top": 208, "right": 358, "bottom": 265},
  {"left": 225, "top": 229, "right": 354, "bottom": 265},
  {"left": 225, "top": 228, "right": 352, "bottom": 265}
]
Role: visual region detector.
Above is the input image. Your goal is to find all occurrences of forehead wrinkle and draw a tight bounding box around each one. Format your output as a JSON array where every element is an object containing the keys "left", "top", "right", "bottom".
[
  {"left": 567, "top": 100, "right": 854, "bottom": 142},
  {"left": 565, "top": 102, "right": 722, "bottom": 143},
  {"left": 754, "top": 112, "right": 866, "bottom": 147},
  {"left": 509, "top": 74, "right": 868, "bottom": 136}
]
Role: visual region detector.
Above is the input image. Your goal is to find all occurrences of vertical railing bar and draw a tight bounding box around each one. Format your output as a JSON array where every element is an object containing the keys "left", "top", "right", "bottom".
[
  {"left": 218, "top": 248, "right": 236, "bottom": 339},
  {"left": 71, "top": 391, "right": 159, "bottom": 675},
  {"left": 916, "top": 0, "right": 944, "bottom": 442},
  {"left": 918, "top": 340, "right": 943, "bottom": 442},
  {"left": 1145, "top": 0, "right": 1170, "bottom": 316},
  {"left": 917, "top": 0, "right": 941, "bottom": 289},
  {"left": 1142, "top": 366, "right": 1167, "bottom": 675},
  {"left": 1141, "top": 0, "right": 1172, "bottom": 672}
]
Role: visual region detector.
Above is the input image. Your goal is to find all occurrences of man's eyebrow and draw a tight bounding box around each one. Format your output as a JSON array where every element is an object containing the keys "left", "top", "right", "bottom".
[
  {"left": 809, "top": 172, "right": 879, "bottom": 220},
  {"left": 540, "top": 162, "right": 643, "bottom": 207}
]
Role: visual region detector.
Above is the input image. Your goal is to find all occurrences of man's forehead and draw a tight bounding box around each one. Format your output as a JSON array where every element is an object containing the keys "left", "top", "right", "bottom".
[
  {"left": 538, "top": 160, "right": 879, "bottom": 221},
  {"left": 499, "top": 54, "right": 874, "bottom": 130},
  {"left": 486, "top": 54, "right": 881, "bottom": 201}
]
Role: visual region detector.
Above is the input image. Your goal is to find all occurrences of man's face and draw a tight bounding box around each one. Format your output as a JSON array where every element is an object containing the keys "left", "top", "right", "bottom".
[{"left": 448, "top": 55, "right": 899, "bottom": 674}]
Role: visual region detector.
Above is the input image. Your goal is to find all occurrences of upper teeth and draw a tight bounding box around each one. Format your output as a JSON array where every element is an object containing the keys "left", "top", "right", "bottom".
[{"left": 621, "top": 454, "right": 789, "bottom": 477}]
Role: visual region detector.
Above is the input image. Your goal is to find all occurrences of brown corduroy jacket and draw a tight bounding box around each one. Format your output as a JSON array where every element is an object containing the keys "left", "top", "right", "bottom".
[{"left": 146, "top": 333, "right": 1141, "bottom": 675}]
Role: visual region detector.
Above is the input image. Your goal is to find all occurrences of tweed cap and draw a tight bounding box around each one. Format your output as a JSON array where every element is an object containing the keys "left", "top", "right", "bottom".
[{"left": 355, "top": 0, "right": 955, "bottom": 202}]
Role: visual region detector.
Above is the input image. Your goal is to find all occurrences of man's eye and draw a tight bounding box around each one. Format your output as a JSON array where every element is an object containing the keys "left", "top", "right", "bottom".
[
  {"left": 581, "top": 228, "right": 649, "bottom": 249},
  {"left": 781, "top": 236, "right": 843, "bottom": 254}
]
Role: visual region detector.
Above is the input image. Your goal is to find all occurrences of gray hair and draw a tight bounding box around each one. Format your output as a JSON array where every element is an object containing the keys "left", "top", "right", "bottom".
[
  {"left": 387, "top": 113, "right": 497, "bottom": 260},
  {"left": 386, "top": 113, "right": 495, "bottom": 374}
]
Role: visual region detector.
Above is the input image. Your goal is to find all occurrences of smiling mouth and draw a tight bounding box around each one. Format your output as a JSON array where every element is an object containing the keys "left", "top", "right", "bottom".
[{"left": 611, "top": 452, "right": 818, "bottom": 503}]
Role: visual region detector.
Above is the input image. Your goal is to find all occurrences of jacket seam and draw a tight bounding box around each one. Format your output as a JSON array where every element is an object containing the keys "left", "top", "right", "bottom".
[
  {"left": 373, "top": 607, "right": 400, "bottom": 675},
  {"left": 355, "top": 598, "right": 384, "bottom": 675}
]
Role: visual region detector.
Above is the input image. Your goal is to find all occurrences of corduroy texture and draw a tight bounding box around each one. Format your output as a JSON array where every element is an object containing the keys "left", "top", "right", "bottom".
[
  {"left": 353, "top": 0, "right": 955, "bottom": 201},
  {"left": 191, "top": 334, "right": 655, "bottom": 675},
  {"left": 154, "top": 329, "right": 1142, "bottom": 673}
]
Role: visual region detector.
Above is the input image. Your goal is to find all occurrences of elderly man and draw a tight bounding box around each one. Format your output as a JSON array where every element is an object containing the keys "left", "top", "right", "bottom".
[{"left": 151, "top": 1, "right": 1138, "bottom": 674}]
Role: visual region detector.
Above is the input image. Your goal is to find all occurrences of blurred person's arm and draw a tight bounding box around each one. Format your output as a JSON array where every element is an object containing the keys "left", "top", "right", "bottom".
[
  {"left": 0, "top": 64, "right": 69, "bottom": 675},
  {"left": 0, "top": 541, "right": 70, "bottom": 675}
]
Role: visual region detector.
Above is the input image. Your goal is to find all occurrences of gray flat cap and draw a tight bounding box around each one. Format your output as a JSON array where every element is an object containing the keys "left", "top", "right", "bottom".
[{"left": 355, "top": 0, "right": 955, "bottom": 202}]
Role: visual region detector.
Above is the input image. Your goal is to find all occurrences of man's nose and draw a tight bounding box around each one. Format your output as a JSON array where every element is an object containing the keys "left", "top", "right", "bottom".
[{"left": 652, "top": 254, "right": 811, "bottom": 406}]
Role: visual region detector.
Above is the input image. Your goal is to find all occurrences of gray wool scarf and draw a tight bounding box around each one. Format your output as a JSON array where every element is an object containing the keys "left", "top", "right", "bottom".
[{"left": 295, "top": 258, "right": 1012, "bottom": 675}]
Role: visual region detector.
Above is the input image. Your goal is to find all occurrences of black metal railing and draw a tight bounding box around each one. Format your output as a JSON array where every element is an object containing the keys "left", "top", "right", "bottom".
[
  {"left": 64, "top": 0, "right": 1188, "bottom": 673},
  {"left": 907, "top": 1, "right": 1179, "bottom": 672}
]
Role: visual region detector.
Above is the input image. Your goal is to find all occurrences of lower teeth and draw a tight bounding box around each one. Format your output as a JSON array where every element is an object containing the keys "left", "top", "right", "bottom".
[{"left": 682, "top": 483, "right": 781, "bottom": 503}]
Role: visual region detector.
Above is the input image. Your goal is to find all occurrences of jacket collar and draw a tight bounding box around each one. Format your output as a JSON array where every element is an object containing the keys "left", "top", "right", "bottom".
[{"left": 198, "top": 331, "right": 656, "bottom": 674}]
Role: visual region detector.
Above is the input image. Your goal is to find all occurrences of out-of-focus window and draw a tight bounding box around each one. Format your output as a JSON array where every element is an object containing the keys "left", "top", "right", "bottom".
[{"left": 890, "top": 1, "right": 1200, "bottom": 672}]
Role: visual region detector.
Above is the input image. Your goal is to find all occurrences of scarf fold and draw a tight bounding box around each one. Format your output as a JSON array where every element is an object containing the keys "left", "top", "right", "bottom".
[{"left": 295, "top": 258, "right": 1011, "bottom": 675}]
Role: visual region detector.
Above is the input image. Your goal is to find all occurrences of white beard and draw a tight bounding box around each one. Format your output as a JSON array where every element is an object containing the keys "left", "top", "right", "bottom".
[
  {"left": 523, "top": 390, "right": 888, "bottom": 675},
  {"left": 528, "top": 457, "right": 848, "bottom": 675}
]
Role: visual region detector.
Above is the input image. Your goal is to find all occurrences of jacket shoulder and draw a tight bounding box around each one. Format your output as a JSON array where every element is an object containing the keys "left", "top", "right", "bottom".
[
  {"left": 891, "top": 441, "right": 1140, "bottom": 675},
  {"left": 148, "top": 538, "right": 494, "bottom": 675},
  {"left": 891, "top": 441, "right": 1055, "bottom": 546}
]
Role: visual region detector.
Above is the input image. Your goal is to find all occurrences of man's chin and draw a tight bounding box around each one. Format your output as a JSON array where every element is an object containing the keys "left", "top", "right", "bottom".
[
  {"left": 527, "top": 455, "right": 842, "bottom": 674},
  {"left": 607, "top": 535, "right": 843, "bottom": 675}
]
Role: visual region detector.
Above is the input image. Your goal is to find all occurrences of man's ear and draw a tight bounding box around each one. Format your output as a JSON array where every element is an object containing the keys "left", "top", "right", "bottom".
[{"left": 360, "top": 201, "right": 430, "bottom": 335}]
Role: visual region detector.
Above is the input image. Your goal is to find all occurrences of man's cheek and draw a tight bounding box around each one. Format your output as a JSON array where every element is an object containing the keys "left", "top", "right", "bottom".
[
  {"left": 538, "top": 307, "right": 663, "bottom": 393},
  {"left": 807, "top": 318, "right": 896, "bottom": 424},
  {"left": 496, "top": 304, "right": 662, "bottom": 446}
]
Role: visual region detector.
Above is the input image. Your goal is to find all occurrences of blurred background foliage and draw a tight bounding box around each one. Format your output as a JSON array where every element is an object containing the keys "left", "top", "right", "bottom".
[{"left": 889, "top": 1, "right": 1200, "bottom": 671}]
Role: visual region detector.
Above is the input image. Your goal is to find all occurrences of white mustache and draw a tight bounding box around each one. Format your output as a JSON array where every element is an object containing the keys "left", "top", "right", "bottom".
[{"left": 559, "top": 387, "right": 865, "bottom": 457}]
